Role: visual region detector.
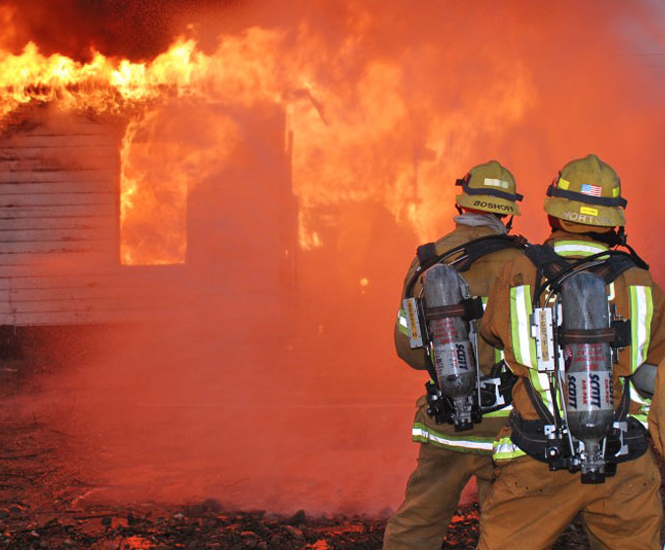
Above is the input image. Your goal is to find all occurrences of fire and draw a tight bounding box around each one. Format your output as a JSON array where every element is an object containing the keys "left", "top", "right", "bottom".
[
  {"left": 0, "top": 14, "right": 535, "bottom": 264},
  {"left": 0, "top": 30, "right": 288, "bottom": 265}
]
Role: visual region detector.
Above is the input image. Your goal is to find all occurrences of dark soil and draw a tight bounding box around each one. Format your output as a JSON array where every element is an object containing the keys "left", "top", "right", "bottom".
[{"left": 0, "top": 500, "right": 595, "bottom": 550}]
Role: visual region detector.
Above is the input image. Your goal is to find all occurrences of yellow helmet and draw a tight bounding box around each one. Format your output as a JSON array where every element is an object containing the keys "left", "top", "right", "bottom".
[
  {"left": 455, "top": 160, "right": 522, "bottom": 216},
  {"left": 545, "top": 154, "right": 626, "bottom": 227}
]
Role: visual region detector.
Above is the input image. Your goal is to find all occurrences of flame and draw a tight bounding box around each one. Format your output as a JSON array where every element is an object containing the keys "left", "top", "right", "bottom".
[
  {"left": 119, "top": 111, "right": 189, "bottom": 266},
  {"left": 0, "top": 15, "right": 535, "bottom": 263},
  {"left": 0, "top": 29, "right": 289, "bottom": 265}
]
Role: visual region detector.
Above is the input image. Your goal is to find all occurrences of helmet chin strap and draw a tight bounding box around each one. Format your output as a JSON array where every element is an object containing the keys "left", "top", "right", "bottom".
[
  {"left": 505, "top": 215, "right": 514, "bottom": 234},
  {"left": 588, "top": 226, "right": 626, "bottom": 247}
]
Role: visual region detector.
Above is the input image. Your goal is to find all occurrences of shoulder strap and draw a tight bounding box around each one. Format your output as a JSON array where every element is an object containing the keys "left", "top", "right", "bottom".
[
  {"left": 455, "top": 234, "right": 528, "bottom": 272},
  {"left": 526, "top": 244, "right": 648, "bottom": 302},
  {"left": 416, "top": 242, "right": 437, "bottom": 265},
  {"left": 405, "top": 234, "right": 527, "bottom": 297},
  {"left": 589, "top": 252, "right": 645, "bottom": 284},
  {"left": 420, "top": 234, "right": 527, "bottom": 274},
  {"left": 524, "top": 244, "right": 568, "bottom": 281}
]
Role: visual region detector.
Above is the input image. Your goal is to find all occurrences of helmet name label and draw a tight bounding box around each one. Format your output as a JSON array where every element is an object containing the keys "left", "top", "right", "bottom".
[
  {"left": 580, "top": 206, "right": 599, "bottom": 216},
  {"left": 472, "top": 199, "right": 513, "bottom": 212},
  {"left": 560, "top": 211, "right": 614, "bottom": 226}
]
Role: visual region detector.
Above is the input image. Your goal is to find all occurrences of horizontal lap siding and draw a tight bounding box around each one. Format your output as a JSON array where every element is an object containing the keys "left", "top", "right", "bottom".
[
  {"left": 0, "top": 114, "right": 133, "bottom": 326},
  {"left": 0, "top": 108, "right": 294, "bottom": 327}
]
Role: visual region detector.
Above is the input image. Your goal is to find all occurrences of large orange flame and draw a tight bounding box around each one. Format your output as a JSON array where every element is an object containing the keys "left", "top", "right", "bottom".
[{"left": 0, "top": 18, "right": 536, "bottom": 264}]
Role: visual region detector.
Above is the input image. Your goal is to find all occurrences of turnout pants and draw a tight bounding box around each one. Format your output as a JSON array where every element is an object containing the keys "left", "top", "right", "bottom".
[
  {"left": 383, "top": 443, "right": 494, "bottom": 550},
  {"left": 477, "top": 451, "right": 662, "bottom": 550}
]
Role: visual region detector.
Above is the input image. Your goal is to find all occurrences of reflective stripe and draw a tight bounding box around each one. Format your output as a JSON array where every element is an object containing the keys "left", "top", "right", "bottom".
[
  {"left": 509, "top": 285, "right": 555, "bottom": 413},
  {"left": 553, "top": 240, "right": 609, "bottom": 257},
  {"left": 495, "top": 347, "right": 504, "bottom": 364},
  {"left": 629, "top": 381, "right": 651, "bottom": 428},
  {"left": 412, "top": 423, "right": 494, "bottom": 455},
  {"left": 397, "top": 309, "right": 409, "bottom": 336},
  {"left": 484, "top": 404, "right": 513, "bottom": 418},
  {"left": 493, "top": 435, "right": 526, "bottom": 461},
  {"left": 510, "top": 285, "right": 538, "bottom": 368},
  {"left": 529, "top": 370, "right": 555, "bottom": 414},
  {"left": 629, "top": 286, "right": 653, "bottom": 373}
]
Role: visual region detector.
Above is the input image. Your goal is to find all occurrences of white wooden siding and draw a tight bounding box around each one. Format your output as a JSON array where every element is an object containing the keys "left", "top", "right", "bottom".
[
  {"left": 0, "top": 111, "right": 152, "bottom": 326},
  {"left": 0, "top": 107, "right": 296, "bottom": 327}
]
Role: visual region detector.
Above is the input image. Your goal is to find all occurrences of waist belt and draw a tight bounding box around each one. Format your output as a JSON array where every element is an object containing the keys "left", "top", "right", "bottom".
[{"left": 509, "top": 411, "right": 648, "bottom": 466}]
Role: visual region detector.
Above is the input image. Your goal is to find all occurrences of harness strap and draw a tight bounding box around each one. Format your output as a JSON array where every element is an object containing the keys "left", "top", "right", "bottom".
[
  {"left": 526, "top": 244, "right": 645, "bottom": 290},
  {"left": 405, "top": 234, "right": 527, "bottom": 298},
  {"left": 510, "top": 411, "right": 647, "bottom": 466},
  {"left": 425, "top": 297, "right": 485, "bottom": 322},
  {"left": 590, "top": 254, "right": 643, "bottom": 284},
  {"left": 524, "top": 244, "right": 568, "bottom": 281},
  {"left": 558, "top": 327, "right": 615, "bottom": 344},
  {"left": 416, "top": 242, "right": 437, "bottom": 265},
  {"left": 455, "top": 235, "right": 528, "bottom": 273},
  {"left": 522, "top": 377, "right": 556, "bottom": 424}
]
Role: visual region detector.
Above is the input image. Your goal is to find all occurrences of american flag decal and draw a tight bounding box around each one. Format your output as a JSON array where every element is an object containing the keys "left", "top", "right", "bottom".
[{"left": 580, "top": 183, "right": 602, "bottom": 197}]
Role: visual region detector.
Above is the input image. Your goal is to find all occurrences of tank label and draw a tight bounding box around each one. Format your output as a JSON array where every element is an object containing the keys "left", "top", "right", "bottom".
[
  {"left": 567, "top": 371, "right": 613, "bottom": 412},
  {"left": 431, "top": 339, "right": 473, "bottom": 376},
  {"left": 430, "top": 317, "right": 458, "bottom": 345}
]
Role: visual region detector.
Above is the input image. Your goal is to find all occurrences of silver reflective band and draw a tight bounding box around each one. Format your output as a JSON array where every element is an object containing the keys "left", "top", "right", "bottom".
[
  {"left": 630, "top": 286, "right": 653, "bottom": 373},
  {"left": 493, "top": 435, "right": 526, "bottom": 460},
  {"left": 553, "top": 240, "right": 608, "bottom": 257},
  {"left": 510, "top": 285, "right": 537, "bottom": 368},
  {"left": 411, "top": 426, "right": 494, "bottom": 452},
  {"left": 397, "top": 310, "right": 408, "bottom": 328}
]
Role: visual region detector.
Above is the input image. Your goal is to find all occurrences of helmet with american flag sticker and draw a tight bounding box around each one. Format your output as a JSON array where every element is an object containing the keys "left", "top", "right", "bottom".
[{"left": 545, "top": 154, "right": 626, "bottom": 227}]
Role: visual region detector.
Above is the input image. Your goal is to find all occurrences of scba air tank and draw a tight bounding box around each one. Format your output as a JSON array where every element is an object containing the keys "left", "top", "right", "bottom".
[
  {"left": 423, "top": 264, "right": 477, "bottom": 431},
  {"left": 561, "top": 271, "right": 614, "bottom": 483}
]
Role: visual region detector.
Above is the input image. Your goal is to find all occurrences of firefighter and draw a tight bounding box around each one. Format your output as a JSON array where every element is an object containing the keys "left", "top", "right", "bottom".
[
  {"left": 383, "top": 160, "right": 526, "bottom": 550},
  {"left": 477, "top": 154, "right": 665, "bottom": 550}
]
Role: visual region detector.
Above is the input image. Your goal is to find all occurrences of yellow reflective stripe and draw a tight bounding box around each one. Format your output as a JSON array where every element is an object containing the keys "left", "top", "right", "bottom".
[
  {"left": 411, "top": 423, "right": 494, "bottom": 455},
  {"left": 509, "top": 285, "right": 556, "bottom": 414},
  {"left": 630, "top": 286, "right": 653, "bottom": 373},
  {"left": 397, "top": 308, "right": 409, "bottom": 336},
  {"left": 557, "top": 178, "right": 571, "bottom": 190},
  {"left": 493, "top": 435, "right": 526, "bottom": 461},
  {"left": 510, "top": 285, "right": 537, "bottom": 368},
  {"left": 530, "top": 370, "right": 555, "bottom": 413},
  {"left": 484, "top": 405, "right": 512, "bottom": 418},
  {"left": 553, "top": 240, "right": 609, "bottom": 257},
  {"left": 629, "top": 381, "right": 651, "bottom": 426},
  {"left": 495, "top": 347, "right": 504, "bottom": 363}
]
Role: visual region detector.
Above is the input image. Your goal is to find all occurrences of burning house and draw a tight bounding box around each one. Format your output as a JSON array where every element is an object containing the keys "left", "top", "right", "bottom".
[{"left": 0, "top": 101, "right": 298, "bottom": 336}]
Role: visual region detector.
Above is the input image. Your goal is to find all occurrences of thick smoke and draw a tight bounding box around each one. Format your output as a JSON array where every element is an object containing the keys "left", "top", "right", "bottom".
[
  {"left": 5, "top": 0, "right": 665, "bottom": 515},
  {"left": 0, "top": 0, "right": 231, "bottom": 60}
]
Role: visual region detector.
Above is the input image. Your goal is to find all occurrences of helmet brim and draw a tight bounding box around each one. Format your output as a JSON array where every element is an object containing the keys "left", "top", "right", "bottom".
[{"left": 544, "top": 197, "right": 624, "bottom": 227}]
